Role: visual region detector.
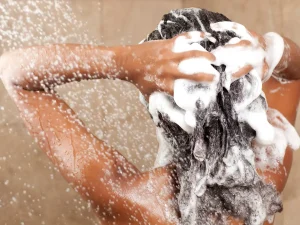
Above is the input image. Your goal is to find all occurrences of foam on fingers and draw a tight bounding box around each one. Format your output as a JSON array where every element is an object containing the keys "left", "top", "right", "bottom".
[{"left": 178, "top": 58, "right": 219, "bottom": 75}]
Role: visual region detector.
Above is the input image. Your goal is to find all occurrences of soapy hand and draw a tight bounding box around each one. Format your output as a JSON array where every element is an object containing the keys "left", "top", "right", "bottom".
[
  {"left": 128, "top": 31, "right": 219, "bottom": 97},
  {"left": 210, "top": 22, "right": 272, "bottom": 82}
]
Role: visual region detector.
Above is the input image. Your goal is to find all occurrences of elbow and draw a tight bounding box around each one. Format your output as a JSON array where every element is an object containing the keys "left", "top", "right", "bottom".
[
  {"left": 0, "top": 52, "right": 19, "bottom": 88},
  {"left": 0, "top": 50, "right": 33, "bottom": 92}
]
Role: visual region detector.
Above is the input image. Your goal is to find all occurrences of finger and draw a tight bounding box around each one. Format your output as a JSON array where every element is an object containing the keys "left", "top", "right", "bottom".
[
  {"left": 210, "top": 22, "right": 254, "bottom": 43},
  {"left": 165, "top": 80, "right": 174, "bottom": 96},
  {"left": 177, "top": 58, "right": 219, "bottom": 76},
  {"left": 175, "top": 72, "right": 215, "bottom": 83},
  {"left": 185, "top": 31, "right": 217, "bottom": 43},
  {"left": 261, "top": 60, "right": 270, "bottom": 81},
  {"left": 177, "top": 50, "right": 216, "bottom": 62},
  {"left": 173, "top": 40, "right": 206, "bottom": 53},
  {"left": 248, "top": 29, "right": 259, "bottom": 38},
  {"left": 175, "top": 31, "right": 207, "bottom": 43},
  {"left": 224, "top": 39, "right": 252, "bottom": 49},
  {"left": 173, "top": 32, "right": 206, "bottom": 53},
  {"left": 173, "top": 31, "right": 217, "bottom": 53},
  {"left": 211, "top": 42, "right": 263, "bottom": 73},
  {"left": 232, "top": 64, "right": 253, "bottom": 79}
]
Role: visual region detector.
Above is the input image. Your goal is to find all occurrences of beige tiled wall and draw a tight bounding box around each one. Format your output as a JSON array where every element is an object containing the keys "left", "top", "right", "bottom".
[
  {"left": 101, "top": 0, "right": 182, "bottom": 45},
  {"left": 183, "top": 0, "right": 300, "bottom": 46},
  {"left": 183, "top": 0, "right": 284, "bottom": 38},
  {"left": 1, "top": 0, "right": 300, "bottom": 224}
]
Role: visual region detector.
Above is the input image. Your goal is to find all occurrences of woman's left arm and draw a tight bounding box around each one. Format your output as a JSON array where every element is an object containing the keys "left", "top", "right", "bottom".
[{"left": 272, "top": 36, "right": 300, "bottom": 80}]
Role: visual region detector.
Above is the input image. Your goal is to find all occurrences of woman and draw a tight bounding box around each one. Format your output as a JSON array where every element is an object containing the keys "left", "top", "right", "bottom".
[{"left": 1, "top": 16, "right": 300, "bottom": 225}]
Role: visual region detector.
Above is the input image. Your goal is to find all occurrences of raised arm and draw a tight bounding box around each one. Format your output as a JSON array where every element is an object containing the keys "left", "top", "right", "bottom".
[
  {"left": 0, "top": 32, "right": 217, "bottom": 224},
  {"left": 1, "top": 33, "right": 216, "bottom": 96},
  {"left": 0, "top": 44, "right": 145, "bottom": 222},
  {"left": 0, "top": 44, "right": 136, "bottom": 91}
]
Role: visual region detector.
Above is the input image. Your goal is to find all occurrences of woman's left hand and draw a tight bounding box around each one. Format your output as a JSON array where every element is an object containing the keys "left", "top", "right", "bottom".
[{"left": 120, "top": 31, "right": 219, "bottom": 98}]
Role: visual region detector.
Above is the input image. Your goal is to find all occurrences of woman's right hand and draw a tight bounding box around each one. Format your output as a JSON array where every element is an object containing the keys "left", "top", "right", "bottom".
[
  {"left": 209, "top": 22, "right": 284, "bottom": 83},
  {"left": 120, "top": 31, "right": 219, "bottom": 98}
]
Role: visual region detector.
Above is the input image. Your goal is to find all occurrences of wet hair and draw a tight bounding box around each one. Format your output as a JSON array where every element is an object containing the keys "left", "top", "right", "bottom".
[{"left": 143, "top": 8, "right": 282, "bottom": 225}]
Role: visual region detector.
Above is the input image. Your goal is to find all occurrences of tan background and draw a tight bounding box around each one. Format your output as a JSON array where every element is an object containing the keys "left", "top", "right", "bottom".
[{"left": 0, "top": 0, "right": 299, "bottom": 224}]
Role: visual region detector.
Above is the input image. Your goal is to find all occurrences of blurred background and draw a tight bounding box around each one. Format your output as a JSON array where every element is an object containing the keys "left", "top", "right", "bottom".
[{"left": 0, "top": 0, "right": 299, "bottom": 224}]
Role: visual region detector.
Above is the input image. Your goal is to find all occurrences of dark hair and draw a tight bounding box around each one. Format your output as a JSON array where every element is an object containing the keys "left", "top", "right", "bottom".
[{"left": 143, "top": 8, "right": 282, "bottom": 225}]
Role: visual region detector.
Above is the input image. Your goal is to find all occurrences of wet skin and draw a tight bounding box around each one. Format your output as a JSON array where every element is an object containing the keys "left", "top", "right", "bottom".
[{"left": 1, "top": 30, "right": 300, "bottom": 224}]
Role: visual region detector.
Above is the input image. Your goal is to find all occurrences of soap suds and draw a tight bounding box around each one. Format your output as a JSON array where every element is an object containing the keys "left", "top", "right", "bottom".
[
  {"left": 267, "top": 108, "right": 300, "bottom": 150},
  {"left": 142, "top": 8, "right": 298, "bottom": 225},
  {"left": 263, "top": 32, "right": 285, "bottom": 81},
  {"left": 149, "top": 92, "right": 193, "bottom": 133}
]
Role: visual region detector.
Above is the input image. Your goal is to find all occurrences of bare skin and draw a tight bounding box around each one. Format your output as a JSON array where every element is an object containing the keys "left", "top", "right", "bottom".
[{"left": 1, "top": 29, "right": 300, "bottom": 225}]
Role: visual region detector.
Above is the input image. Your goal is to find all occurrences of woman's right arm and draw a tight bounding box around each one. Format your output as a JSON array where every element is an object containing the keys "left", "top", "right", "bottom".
[
  {"left": 0, "top": 32, "right": 216, "bottom": 97},
  {"left": 0, "top": 31, "right": 217, "bottom": 223}
]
